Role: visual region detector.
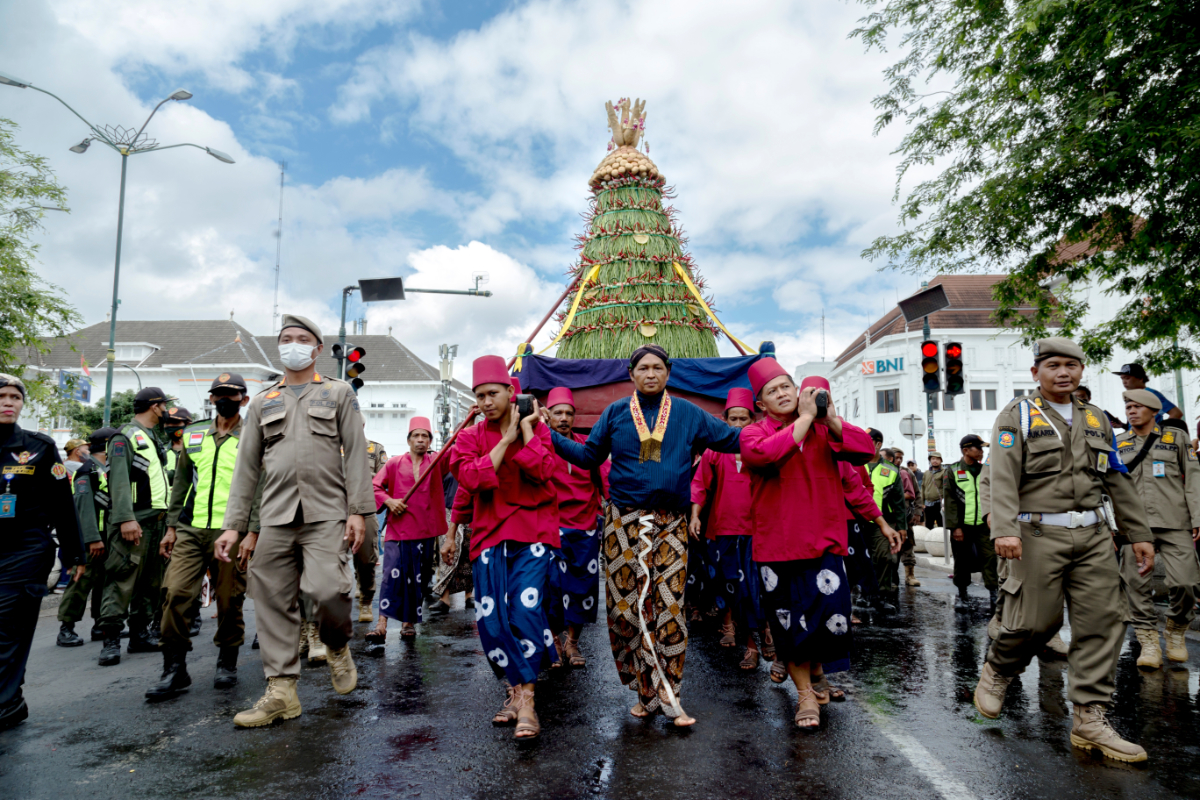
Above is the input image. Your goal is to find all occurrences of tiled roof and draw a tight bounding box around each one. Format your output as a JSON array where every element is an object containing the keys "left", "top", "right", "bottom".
[{"left": 833, "top": 275, "right": 1059, "bottom": 368}]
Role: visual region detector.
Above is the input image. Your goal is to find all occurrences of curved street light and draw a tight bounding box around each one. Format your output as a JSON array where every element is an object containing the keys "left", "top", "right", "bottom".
[{"left": 0, "top": 69, "right": 235, "bottom": 425}]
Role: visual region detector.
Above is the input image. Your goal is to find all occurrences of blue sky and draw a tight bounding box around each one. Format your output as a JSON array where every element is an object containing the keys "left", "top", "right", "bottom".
[{"left": 2, "top": 0, "right": 922, "bottom": 370}]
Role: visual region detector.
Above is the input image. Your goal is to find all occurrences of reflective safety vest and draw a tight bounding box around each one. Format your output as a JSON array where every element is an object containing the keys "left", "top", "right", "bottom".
[
  {"left": 950, "top": 463, "right": 983, "bottom": 526},
  {"left": 867, "top": 460, "right": 905, "bottom": 528},
  {"left": 868, "top": 461, "right": 899, "bottom": 511},
  {"left": 165, "top": 448, "right": 178, "bottom": 485},
  {"left": 180, "top": 422, "right": 242, "bottom": 529},
  {"left": 122, "top": 423, "right": 169, "bottom": 510}
]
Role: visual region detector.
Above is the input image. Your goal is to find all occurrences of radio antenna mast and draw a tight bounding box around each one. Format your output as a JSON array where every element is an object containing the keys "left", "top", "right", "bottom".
[{"left": 272, "top": 161, "right": 286, "bottom": 334}]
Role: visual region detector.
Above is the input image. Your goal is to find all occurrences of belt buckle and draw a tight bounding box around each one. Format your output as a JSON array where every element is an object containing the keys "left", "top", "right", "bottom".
[{"left": 1068, "top": 510, "right": 1084, "bottom": 528}]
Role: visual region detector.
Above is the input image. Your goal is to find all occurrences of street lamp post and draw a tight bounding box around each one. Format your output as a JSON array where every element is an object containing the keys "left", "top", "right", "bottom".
[{"left": 0, "top": 70, "right": 235, "bottom": 425}]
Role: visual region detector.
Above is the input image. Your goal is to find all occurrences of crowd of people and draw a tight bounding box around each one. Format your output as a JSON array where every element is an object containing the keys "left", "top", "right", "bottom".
[{"left": 1, "top": 322, "right": 1197, "bottom": 765}]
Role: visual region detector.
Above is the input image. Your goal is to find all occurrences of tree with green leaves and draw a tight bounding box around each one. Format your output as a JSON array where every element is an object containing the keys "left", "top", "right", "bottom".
[
  {"left": 554, "top": 99, "right": 720, "bottom": 360},
  {"left": 67, "top": 390, "right": 135, "bottom": 437},
  {"left": 1, "top": 117, "right": 83, "bottom": 417},
  {"left": 853, "top": 0, "right": 1200, "bottom": 374}
]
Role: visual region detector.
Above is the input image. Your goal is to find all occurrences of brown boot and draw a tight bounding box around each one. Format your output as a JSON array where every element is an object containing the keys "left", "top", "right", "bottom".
[
  {"left": 357, "top": 594, "right": 375, "bottom": 624},
  {"left": 307, "top": 622, "right": 327, "bottom": 662},
  {"left": 1041, "top": 630, "right": 1069, "bottom": 660},
  {"left": 233, "top": 677, "right": 302, "bottom": 728},
  {"left": 973, "top": 662, "right": 1013, "bottom": 719},
  {"left": 1070, "top": 704, "right": 1147, "bottom": 763},
  {"left": 1134, "top": 627, "right": 1162, "bottom": 669},
  {"left": 328, "top": 643, "right": 357, "bottom": 694},
  {"left": 1164, "top": 620, "right": 1189, "bottom": 663},
  {"left": 905, "top": 565, "right": 921, "bottom": 587}
]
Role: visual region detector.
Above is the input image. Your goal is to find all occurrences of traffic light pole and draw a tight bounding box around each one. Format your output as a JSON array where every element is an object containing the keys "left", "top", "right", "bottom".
[
  {"left": 338, "top": 285, "right": 357, "bottom": 380},
  {"left": 924, "top": 315, "right": 934, "bottom": 456}
]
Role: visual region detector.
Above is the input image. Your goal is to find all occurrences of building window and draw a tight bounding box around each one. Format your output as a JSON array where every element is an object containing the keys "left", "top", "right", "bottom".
[
  {"left": 943, "top": 393, "right": 955, "bottom": 411},
  {"left": 985, "top": 390, "right": 997, "bottom": 410},
  {"left": 1013, "top": 389, "right": 1028, "bottom": 398},
  {"left": 853, "top": 397, "right": 860, "bottom": 419},
  {"left": 876, "top": 389, "right": 899, "bottom": 414},
  {"left": 970, "top": 389, "right": 983, "bottom": 410}
]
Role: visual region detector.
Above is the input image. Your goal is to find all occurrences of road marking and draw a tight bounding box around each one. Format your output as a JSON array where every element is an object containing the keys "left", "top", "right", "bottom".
[{"left": 861, "top": 703, "right": 979, "bottom": 800}]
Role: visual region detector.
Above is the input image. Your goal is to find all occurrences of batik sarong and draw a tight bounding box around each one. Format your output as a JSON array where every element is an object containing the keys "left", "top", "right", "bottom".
[
  {"left": 472, "top": 541, "right": 558, "bottom": 686},
  {"left": 706, "top": 534, "right": 762, "bottom": 630},
  {"left": 379, "top": 538, "right": 434, "bottom": 624},
  {"left": 844, "top": 514, "right": 878, "bottom": 596},
  {"left": 547, "top": 521, "right": 603, "bottom": 632},
  {"left": 605, "top": 504, "right": 689, "bottom": 716},
  {"left": 757, "top": 553, "right": 853, "bottom": 674},
  {"left": 432, "top": 517, "right": 473, "bottom": 597}
]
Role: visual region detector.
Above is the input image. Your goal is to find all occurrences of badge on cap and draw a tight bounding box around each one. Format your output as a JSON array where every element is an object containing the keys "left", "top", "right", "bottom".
[{"left": 218, "top": 373, "right": 230, "bottom": 383}]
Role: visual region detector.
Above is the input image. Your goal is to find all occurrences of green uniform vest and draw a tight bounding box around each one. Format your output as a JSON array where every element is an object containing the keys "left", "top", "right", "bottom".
[
  {"left": 950, "top": 463, "right": 983, "bottom": 526},
  {"left": 868, "top": 461, "right": 899, "bottom": 510},
  {"left": 165, "top": 448, "right": 178, "bottom": 484},
  {"left": 180, "top": 422, "right": 241, "bottom": 529},
  {"left": 120, "top": 422, "right": 169, "bottom": 511}
]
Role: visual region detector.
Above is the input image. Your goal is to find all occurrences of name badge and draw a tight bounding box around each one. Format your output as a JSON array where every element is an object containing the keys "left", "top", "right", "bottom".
[
  {"left": 0, "top": 493, "right": 15, "bottom": 518},
  {"left": 1096, "top": 452, "right": 1108, "bottom": 473},
  {"left": 1152, "top": 461, "right": 1166, "bottom": 478}
]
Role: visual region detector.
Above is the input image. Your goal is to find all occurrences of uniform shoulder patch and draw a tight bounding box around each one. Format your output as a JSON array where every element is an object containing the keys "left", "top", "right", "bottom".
[
  {"left": 51, "top": 462, "right": 68, "bottom": 480},
  {"left": 367, "top": 443, "right": 375, "bottom": 453},
  {"left": 879, "top": 465, "right": 892, "bottom": 477},
  {"left": 1084, "top": 409, "right": 1101, "bottom": 429},
  {"left": 75, "top": 475, "right": 90, "bottom": 491},
  {"left": 112, "top": 440, "right": 126, "bottom": 458},
  {"left": 998, "top": 430, "right": 1015, "bottom": 448},
  {"left": 1162, "top": 431, "right": 1176, "bottom": 444},
  {"left": 187, "top": 430, "right": 206, "bottom": 447},
  {"left": 265, "top": 390, "right": 281, "bottom": 400},
  {"left": 1117, "top": 440, "right": 1135, "bottom": 449}
]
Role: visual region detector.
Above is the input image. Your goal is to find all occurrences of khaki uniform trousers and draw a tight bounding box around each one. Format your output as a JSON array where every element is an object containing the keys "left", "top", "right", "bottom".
[
  {"left": 248, "top": 519, "right": 353, "bottom": 678},
  {"left": 988, "top": 520, "right": 1123, "bottom": 706},
  {"left": 58, "top": 550, "right": 105, "bottom": 625},
  {"left": 354, "top": 513, "right": 379, "bottom": 603},
  {"left": 160, "top": 525, "right": 248, "bottom": 651},
  {"left": 99, "top": 512, "right": 166, "bottom": 634},
  {"left": 1120, "top": 529, "right": 1200, "bottom": 629},
  {"left": 870, "top": 526, "right": 901, "bottom": 592}
]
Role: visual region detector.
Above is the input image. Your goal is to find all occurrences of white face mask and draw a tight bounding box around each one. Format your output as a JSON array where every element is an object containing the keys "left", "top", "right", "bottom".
[
  {"left": 278, "top": 342, "right": 317, "bottom": 371},
  {"left": 65, "top": 460, "right": 83, "bottom": 473}
]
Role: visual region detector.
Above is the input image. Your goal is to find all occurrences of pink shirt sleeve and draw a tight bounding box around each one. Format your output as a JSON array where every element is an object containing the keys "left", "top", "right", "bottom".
[
  {"left": 372, "top": 458, "right": 394, "bottom": 507},
  {"left": 511, "top": 424, "right": 557, "bottom": 485},
  {"left": 839, "top": 461, "right": 881, "bottom": 520},
  {"left": 691, "top": 450, "right": 715, "bottom": 506},
  {"left": 449, "top": 426, "right": 500, "bottom": 493},
  {"left": 741, "top": 420, "right": 798, "bottom": 468}
]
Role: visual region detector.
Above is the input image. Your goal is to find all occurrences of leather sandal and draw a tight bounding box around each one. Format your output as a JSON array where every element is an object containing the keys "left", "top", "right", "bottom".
[
  {"left": 400, "top": 623, "right": 416, "bottom": 638},
  {"left": 794, "top": 687, "right": 821, "bottom": 729},
  {"left": 812, "top": 674, "right": 845, "bottom": 703},
  {"left": 719, "top": 621, "right": 737, "bottom": 647},
  {"left": 513, "top": 688, "right": 539, "bottom": 740},
  {"left": 739, "top": 646, "right": 760, "bottom": 671},
  {"left": 364, "top": 624, "right": 387, "bottom": 645},
  {"left": 760, "top": 627, "right": 776, "bottom": 661},
  {"left": 769, "top": 659, "right": 788, "bottom": 684},
  {"left": 493, "top": 684, "right": 518, "bottom": 726},
  {"left": 561, "top": 634, "right": 586, "bottom": 667}
]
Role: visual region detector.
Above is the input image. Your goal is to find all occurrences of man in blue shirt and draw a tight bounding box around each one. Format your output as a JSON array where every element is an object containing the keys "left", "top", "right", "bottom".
[
  {"left": 549, "top": 344, "right": 741, "bottom": 727},
  {"left": 1113, "top": 363, "right": 1183, "bottom": 423}
]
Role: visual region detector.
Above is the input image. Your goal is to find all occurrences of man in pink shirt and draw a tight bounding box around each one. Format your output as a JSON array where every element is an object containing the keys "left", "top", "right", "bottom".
[
  {"left": 543, "top": 387, "right": 607, "bottom": 668},
  {"left": 370, "top": 417, "right": 446, "bottom": 640},
  {"left": 689, "top": 388, "right": 769, "bottom": 671},
  {"left": 449, "top": 355, "right": 559, "bottom": 740},
  {"left": 741, "top": 362, "right": 893, "bottom": 729}
]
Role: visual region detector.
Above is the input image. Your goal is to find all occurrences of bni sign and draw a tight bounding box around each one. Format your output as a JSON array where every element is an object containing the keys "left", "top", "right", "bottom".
[{"left": 861, "top": 357, "right": 904, "bottom": 375}]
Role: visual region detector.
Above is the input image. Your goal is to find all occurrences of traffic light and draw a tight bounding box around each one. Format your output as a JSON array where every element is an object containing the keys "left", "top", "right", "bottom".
[
  {"left": 944, "top": 342, "right": 965, "bottom": 395},
  {"left": 332, "top": 343, "right": 367, "bottom": 390},
  {"left": 920, "top": 340, "right": 941, "bottom": 394}
]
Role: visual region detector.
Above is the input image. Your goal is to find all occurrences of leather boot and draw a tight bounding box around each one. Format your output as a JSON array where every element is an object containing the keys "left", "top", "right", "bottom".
[
  {"left": 328, "top": 643, "right": 358, "bottom": 694},
  {"left": 1135, "top": 627, "right": 1163, "bottom": 669},
  {"left": 307, "top": 623, "right": 327, "bottom": 662},
  {"left": 145, "top": 647, "right": 192, "bottom": 700},
  {"left": 298, "top": 622, "right": 308, "bottom": 658},
  {"left": 233, "top": 677, "right": 301, "bottom": 728},
  {"left": 1070, "top": 704, "right": 1147, "bottom": 762},
  {"left": 1041, "top": 630, "right": 1069, "bottom": 659},
  {"left": 189, "top": 616, "right": 202, "bottom": 637},
  {"left": 1164, "top": 620, "right": 1189, "bottom": 663},
  {"left": 57, "top": 622, "right": 85, "bottom": 647},
  {"left": 145, "top": 621, "right": 162, "bottom": 649},
  {"left": 904, "top": 564, "right": 921, "bottom": 587},
  {"left": 214, "top": 646, "right": 239, "bottom": 689},
  {"left": 357, "top": 592, "right": 375, "bottom": 623},
  {"left": 127, "top": 624, "right": 159, "bottom": 654},
  {"left": 90, "top": 624, "right": 104, "bottom": 642},
  {"left": 99, "top": 635, "right": 122, "bottom": 666},
  {"left": 973, "top": 662, "right": 1013, "bottom": 719},
  {"left": 954, "top": 587, "right": 970, "bottom": 612}
]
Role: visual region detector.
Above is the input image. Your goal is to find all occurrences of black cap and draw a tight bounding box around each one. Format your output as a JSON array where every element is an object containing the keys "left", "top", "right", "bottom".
[
  {"left": 960, "top": 434, "right": 987, "bottom": 449},
  {"left": 867, "top": 428, "right": 884, "bottom": 443},
  {"left": 135, "top": 386, "right": 172, "bottom": 405},
  {"left": 89, "top": 426, "right": 119, "bottom": 449},
  {"left": 1112, "top": 363, "right": 1148, "bottom": 380},
  {"left": 210, "top": 372, "right": 248, "bottom": 394},
  {"left": 164, "top": 405, "right": 193, "bottom": 424}
]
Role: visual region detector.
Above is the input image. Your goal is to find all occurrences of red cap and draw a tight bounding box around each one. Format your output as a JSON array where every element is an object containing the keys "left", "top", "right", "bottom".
[
  {"left": 510, "top": 376, "right": 522, "bottom": 394},
  {"left": 546, "top": 386, "right": 575, "bottom": 409},
  {"left": 408, "top": 416, "right": 432, "bottom": 436},
  {"left": 799, "top": 375, "right": 830, "bottom": 392},
  {"left": 748, "top": 359, "right": 790, "bottom": 396},
  {"left": 725, "top": 387, "right": 755, "bottom": 413},
  {"left": 472, "top": 355, "right": 511, "bottom": 391}
]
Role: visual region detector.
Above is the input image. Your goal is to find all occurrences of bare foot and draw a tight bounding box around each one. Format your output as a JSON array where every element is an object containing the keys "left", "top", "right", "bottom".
[
  {"left": 673, "top": 713, "right": 696, "bottom": 727},
  {"left": 630, "top": 703, "right": 650, "bottom": 718}
]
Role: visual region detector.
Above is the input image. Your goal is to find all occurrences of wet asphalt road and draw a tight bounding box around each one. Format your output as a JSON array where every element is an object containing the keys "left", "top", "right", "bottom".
[{"left": 4, "top": 567, "right": 1200, "bottom": 800}]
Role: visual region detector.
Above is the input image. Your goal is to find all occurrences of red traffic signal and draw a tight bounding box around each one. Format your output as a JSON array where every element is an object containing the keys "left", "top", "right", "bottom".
[
  {"left": 920, "top": 340, "right": 941, "bottom": 394},
  {"left": 346, "top": 347, "right": 363, "bottom": 363},
  {"left": 921, "top": 341, "right": 939, "bottom": 358},
  {"left": 945, "top": 343, "right": 962, "bottom": 359},
  {"left": 944, "top": 341, "right": 965, "bottom": 395}
]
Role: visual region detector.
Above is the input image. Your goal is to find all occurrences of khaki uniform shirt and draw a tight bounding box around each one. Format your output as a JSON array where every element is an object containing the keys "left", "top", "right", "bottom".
[
  {"left": 224, "top": 373, "right": 375, "bottom": 530},
  {"left": 922, "top": 467, "right": 944, "bottom": 503},
  {"left": 987, "top": 388, "right": 1152, "bottom": 543},
  {"left": 1115, "top": 424, "right": 1200, "bottom": 531},
  {"left": 367, "top": 440, "right": 389, "bottom": 475}
]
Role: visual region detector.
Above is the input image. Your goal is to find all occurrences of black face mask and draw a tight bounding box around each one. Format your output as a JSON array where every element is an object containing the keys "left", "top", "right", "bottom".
[
  {"left": 166, "top": 426, "right": 184, "bottom": 441},
  {"left": 214, "top": 397, "right": 242, "bottom": 419}
]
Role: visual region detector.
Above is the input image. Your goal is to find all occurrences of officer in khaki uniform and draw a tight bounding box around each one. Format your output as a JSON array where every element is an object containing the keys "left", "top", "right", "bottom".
[
  {"left": 355, "top": 438, "right": 387, "bottom": 623},
  {"left": 942, "top": 434, "right": 997, "bottom": 611},
  {"left": 921, "top": 452, "right": 944, "bottom": 528},
  {"left": 145, "top": 373, "right": 263, "bottom": 700},
  {"left": 974, "top": 337, "right": 1155, "bottom": 763},
  {"left": 217, "top": 314, "right": 375, "bottom": 727},
  {"left": 56, "top": 427, "right": 117, "bottom": 647},
  {"left": 1115, "top": 389, "right": 1200, "bottom": 668},
  {"left": 98, "top": 387, "right": 174, "bottom": 666}
]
